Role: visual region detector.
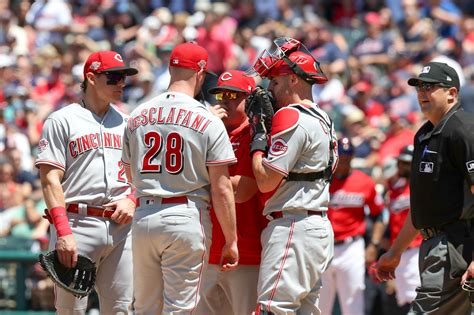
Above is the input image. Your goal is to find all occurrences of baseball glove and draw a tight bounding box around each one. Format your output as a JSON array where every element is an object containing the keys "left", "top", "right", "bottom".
[
  {"left": 245, "top": 87, "right": 275, "bottom": 154},
  {"left": 39, "top": 250, "right": 96, "bottom": 298},
  {"left": 245, "top": 86, "right": 275, "bottom": 136}
]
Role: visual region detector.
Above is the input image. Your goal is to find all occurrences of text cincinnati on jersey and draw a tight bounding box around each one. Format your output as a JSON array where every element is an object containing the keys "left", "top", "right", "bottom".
[{"left": 127, "top": 106, "right": 212, "bottom": 134}]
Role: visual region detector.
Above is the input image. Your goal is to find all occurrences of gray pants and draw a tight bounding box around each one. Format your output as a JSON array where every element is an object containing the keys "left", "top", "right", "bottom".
[{"left": 409, "top": 224, "right": 473, "bottom": 315}]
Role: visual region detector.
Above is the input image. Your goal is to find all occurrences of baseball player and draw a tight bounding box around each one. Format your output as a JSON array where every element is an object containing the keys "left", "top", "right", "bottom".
[
  {"left": 35, "top": 50, "right": 138, "bottom": 314},
  {"left": 319, "top": 137, "right": 385, "bottom": 315},
  {"left": 195, "top": 70, "right": 268, "bottom": 315},
  {"left": 384, "top": 145, "right": 421, "bottom": 312},
  {"left": 121, "top": 42, "right": 239, "bottom": 314},
  {"left": 248, "top": 37, "right": 338, "bottom": 314}
]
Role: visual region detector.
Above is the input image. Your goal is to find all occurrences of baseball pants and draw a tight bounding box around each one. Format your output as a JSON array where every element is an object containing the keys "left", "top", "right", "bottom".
[
  {"left": 132, "top": 196, "right": 212, "bottom": 315},
  {"left": 50, "top": 213, "right": 133, "bottom": 315},
  {"left": 319, "top": 236, "right": 365, "bottom": 315},
  {"left": 394, "top": 247, "right": 420, "bottom": 306},
  {"left": 257, "top": 212, "right": 334, "bottom": 315},
  {"left": 408, "top": 233, "right": 472, "bottom": 315},
  {"left": 195, "top": 264, "right": 259, "bottom": 315}
]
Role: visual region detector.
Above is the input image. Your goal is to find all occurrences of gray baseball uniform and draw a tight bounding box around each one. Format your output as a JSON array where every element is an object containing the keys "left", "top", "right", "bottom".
[
  {"left": 257, "top": 103, "right": 337, "bottom": 314},
  {"left": 35, "top": 102, "right": 133, "bottom": 313},
  {"left": 122, "top": 91, "right": 236, "bottom": 314}
]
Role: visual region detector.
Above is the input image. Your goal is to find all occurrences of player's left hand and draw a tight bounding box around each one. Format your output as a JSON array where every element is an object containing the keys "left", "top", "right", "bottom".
[
  {"left": 103, "top": 198, "right": 136, "bottom": 224},
  {"left": 220, "top": 241, "right": 239, "bottom": 272}
]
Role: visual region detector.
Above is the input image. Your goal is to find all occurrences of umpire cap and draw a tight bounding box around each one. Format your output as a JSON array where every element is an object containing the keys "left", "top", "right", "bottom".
[{"left": 407, "top": 62, "right": 460, "bottom": 90}]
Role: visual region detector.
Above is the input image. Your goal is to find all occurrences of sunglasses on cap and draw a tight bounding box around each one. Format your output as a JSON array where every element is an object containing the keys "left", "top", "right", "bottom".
[
  {"left": 215, "top": 91, "right": 240, "bottom": 101},
  {"left": 102, "top": 72, "right": 127, "bottom": 85},
  {"left": 415, "top": 82, "right": 449, "bottom": 92}
]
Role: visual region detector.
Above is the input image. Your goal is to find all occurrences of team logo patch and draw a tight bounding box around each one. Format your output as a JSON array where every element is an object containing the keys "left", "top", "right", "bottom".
[
  {"left": 220, "top": 72, "right": 233, "bottom": 81},
  {"left": 172, "top": 58, "right": 179, "bottom": 65},
  {"left": 38, "top": 138, "right": 49, "bottom": 153},
  {"left": 466, "top": 160, "right": 474, "bottom": 173},
  {"left": 421, "top": 66, "right": 431, "bottom": 74},
  {"left": 90, "top": 61, "right": 101, "bottom": 71},
  {"left": 198, "top": 60, "right": 207, "bottom": 69},
  {"left": 419, "top": 162, "right": 434, "bottom": 173},
  {"left": 269, "top": 138, "right": 288, "bottom": 156},
  {"left": 114, "top": 53, "right": 124, "bottom": 62}
]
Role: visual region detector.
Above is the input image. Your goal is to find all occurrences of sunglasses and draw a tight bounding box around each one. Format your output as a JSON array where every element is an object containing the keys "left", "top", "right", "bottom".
[
  {"left": 215, "top": 91, "right": 239, "bottom": 101},
  {"left": 415, "top": 82, "right": 448, "bottom": 92},
  {"left": 102, "top": 72, "right": 127, "bottom": 85}
]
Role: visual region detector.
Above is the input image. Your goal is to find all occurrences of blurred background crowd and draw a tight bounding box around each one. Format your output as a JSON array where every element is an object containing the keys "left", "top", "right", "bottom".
[{"left": 0, "top": 0, "right": 474, "bottom": 312}]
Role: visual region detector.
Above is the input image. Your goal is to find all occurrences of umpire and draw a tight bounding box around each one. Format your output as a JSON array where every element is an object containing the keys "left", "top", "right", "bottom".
[{"left": 375, "top": 62, "right": 474, "bottom": 314}]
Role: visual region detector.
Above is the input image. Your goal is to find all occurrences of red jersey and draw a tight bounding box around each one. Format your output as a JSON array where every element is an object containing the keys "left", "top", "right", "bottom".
[
  {"left": 209, "top": 122, "right": 268, "bottom": 265},
  {"left": 386, "top": 178, "right": 422, "bottom": 248},
  {"left": 329, "top": 170, "right": 384, "bottom": 240}
]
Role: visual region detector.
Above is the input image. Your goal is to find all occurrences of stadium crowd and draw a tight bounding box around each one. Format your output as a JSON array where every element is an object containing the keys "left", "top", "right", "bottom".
[{"left": 0, "top": 0, "right": 474, "bottom": 313}]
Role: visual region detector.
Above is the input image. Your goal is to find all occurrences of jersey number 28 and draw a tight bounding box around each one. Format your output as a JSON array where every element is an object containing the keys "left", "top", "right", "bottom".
[{"left": 141, "top": 131, "right": 184, "bottom": 174}]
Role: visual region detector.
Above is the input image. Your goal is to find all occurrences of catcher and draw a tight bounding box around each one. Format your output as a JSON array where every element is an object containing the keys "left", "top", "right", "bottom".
[{"left": 246, "top": 37, "right": 338, "bottom": 314}]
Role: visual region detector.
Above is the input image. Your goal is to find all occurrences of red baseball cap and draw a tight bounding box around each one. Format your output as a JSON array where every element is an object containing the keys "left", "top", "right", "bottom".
[
  {"left": 208, "top": 70, "right": 255, "bottom": 94},
  {"left": 83, "top": 50, "right": 138, "bottom": 78},
  {"left": 169, "top": 42, "right": 216, "bottom": 75}
]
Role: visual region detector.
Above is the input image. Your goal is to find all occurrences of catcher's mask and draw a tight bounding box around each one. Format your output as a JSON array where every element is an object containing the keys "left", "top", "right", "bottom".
[{"left": 247, "top": 37, "right": 328, "bottom": 85}]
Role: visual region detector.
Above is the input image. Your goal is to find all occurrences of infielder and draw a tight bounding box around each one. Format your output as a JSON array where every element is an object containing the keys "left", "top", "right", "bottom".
[
  {"left": 319, "top": 137, "right": 385, "bottom": 315},
  {"left": 196, "top": 70, "right": 268, "bottom": 315},
  {"left": 122, "top": 42, "right": 239, "bottom": 314},
  {"left": 248, "top": 37, "right": 338, "bottom": 314},
  {"left": 384, "top": 145, "right": 421, "bottom": 312},
  {"left": 36, "top": 50, "right": 138, "bottom": 314}
]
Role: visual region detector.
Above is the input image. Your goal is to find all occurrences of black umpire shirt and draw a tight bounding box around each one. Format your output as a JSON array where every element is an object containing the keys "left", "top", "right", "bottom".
[{"left": 410, "top": 104, "right": 474, "bottom": 229}]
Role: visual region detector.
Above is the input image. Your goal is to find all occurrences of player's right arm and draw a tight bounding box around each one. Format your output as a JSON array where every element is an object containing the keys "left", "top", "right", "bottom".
[
  {"left": 374, "top": 208, "right": 418, "bottom": 281},
  {"left": 209, "top": 164, "right": 239, "bottom": 271},
  {"left": 39, "top": 164, "right": 78, "bottom": 268},
  {"left": 231, "top": 175, "right": 258, "bottom": 203}
]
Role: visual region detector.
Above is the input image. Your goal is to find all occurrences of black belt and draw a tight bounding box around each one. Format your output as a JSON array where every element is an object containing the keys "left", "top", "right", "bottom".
[
  {"left": 420, "top": 227, "right": 444, "bottom": 240},
  {"left": 420, "top": 219, "right": 473, "bottom": 240}
]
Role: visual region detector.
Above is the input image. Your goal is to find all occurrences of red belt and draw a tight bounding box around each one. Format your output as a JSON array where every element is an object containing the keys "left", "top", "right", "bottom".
[
  {"left": 137, "top": 196, "right": 188, "bottom": 207},
  {"left": 67, "top": 204, "right": 115, "bottom": 218},
  {"left": 271, "top": 210, "right": 324, "bottom": 219}
]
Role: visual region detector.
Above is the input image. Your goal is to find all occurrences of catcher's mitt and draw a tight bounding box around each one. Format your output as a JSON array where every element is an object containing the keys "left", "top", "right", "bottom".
[
  {"left": 245, "top": 86, "right": 275, "bottom": 136},
  {"left": 39, "top": 250, "right": 96, "bottom": 298}
]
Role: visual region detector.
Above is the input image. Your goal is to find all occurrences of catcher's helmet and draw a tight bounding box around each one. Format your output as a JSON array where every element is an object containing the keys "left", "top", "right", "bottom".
[
  {"left": 249, "top": 37, "right": 328, "bottom": 84},
  {"left": 338, "top": 137, "right": 354, "bottom": 156},
  {"left": 397, "top": 144, "right": 414, "bottom": 163}
]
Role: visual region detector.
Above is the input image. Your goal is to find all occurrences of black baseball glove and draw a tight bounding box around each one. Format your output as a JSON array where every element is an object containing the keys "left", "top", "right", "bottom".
[
  {"left": 39, "top": 250, "right": 96, "bottom": 299},
  {"left": 245, "top": 87, "right": 275, "bottom": 154}
]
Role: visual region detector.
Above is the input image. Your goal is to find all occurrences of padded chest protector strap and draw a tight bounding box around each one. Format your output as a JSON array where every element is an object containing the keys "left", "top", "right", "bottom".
[{"left": 286, "top": 104, "right": 336, "bottom": 182}]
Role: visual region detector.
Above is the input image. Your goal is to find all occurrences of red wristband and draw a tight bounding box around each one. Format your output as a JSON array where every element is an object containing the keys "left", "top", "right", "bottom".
[
  {"left": 50, "top": 206, "right": 72, "bottom": 237},
  {"left": 252, "top": 151, "right": 265, "bottom": 158},
  {"left": 127, "top": 194, "right": 137, "bottom": 206}
]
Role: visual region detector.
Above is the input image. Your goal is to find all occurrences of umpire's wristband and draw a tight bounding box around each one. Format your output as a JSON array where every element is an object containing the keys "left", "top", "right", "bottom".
[{"left": 250, "top": 133, "right": 268, "bottom": 156}]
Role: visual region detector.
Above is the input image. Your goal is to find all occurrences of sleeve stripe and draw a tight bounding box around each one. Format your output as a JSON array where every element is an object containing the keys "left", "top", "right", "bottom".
[
  {"left": 262, "top": 159, "right": 289, "bottom": 176},
  {"left": 206, "top": 158, "right": 238, "bottom": 166},
  {"left": 35, "top": 160, "right": 66, "bottom": 171}
]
